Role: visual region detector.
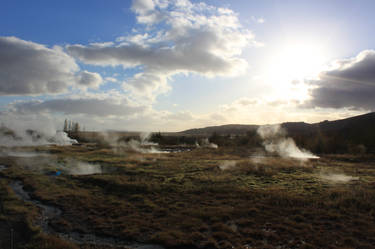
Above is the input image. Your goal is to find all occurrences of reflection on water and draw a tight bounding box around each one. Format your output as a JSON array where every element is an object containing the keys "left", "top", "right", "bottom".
[{"left": 1, "top": 151, "right": 50, "bottom": 158}]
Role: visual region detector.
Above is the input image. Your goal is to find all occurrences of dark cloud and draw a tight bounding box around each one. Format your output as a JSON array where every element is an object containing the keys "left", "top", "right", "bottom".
[
  {"left": 306, "top": 50, "right": 375, "bottom": 110},
  {"left": 0, "top": 36, "right": 102, "bottom": 95}
]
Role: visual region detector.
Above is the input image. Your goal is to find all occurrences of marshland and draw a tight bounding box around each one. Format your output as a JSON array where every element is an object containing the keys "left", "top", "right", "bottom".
[
  {"left": 2, "top": 1, "right": 375, "bottom": 248},
  {"left": 1, "top": 120, "right": 375, "bottom": 249}
]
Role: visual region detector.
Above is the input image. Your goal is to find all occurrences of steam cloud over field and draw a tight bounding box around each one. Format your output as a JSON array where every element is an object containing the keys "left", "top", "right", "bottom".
[
  {"left": 218, "top": 160, "right": 236, "bottom": 170},
  {"left": 257, "top": 124, "right": 319, "bottom": 160},
  {"left": 0, "top": 127, "right": 77, "bottom": 147},
  {"left": 320, "top": 172, "right": 359, "bottom": 183}
]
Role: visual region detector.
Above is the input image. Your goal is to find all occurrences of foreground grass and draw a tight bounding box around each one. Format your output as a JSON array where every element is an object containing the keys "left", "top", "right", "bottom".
[{"left": 1, "top": 145, "right": 375, "bottom": 248}]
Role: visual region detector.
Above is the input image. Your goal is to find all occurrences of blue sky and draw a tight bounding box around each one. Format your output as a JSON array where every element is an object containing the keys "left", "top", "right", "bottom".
[{"left": 1, "top": 0, "right": 375, "bottom": 131}]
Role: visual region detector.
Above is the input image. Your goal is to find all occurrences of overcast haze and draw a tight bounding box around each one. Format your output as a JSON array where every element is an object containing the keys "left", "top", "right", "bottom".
[{"left": 1, "top": 0, "right": 375, "bottom": 131}]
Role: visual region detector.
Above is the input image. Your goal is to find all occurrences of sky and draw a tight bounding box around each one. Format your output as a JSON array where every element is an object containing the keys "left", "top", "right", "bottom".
[{"left": 1, "top": 0, "right": 375, "bottom": 132}]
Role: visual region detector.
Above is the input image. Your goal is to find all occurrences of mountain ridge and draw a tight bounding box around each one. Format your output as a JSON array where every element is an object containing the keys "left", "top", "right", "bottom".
[{"left": 180, "top": 112, "right": 375, "bottom": 136}]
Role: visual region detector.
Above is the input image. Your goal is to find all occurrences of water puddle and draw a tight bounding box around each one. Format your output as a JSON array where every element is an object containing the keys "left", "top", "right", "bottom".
[
  {"left": 157, "top": 145, "right": 195, "bottom": 153},
  {"left": 0, "top": 165, "right": 7, "bottom": 171},
  {"left": 160, "top": 148, "right": 192, "bottom": 153},
  {"left": 9, "top": 180, "right": 165, "bottom": 249},
  {"left": 5, "top": 151, "right": 50, "bottom": 158}
]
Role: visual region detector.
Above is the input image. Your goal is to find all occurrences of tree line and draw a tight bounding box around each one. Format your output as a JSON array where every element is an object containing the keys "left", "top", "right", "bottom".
[{"left": 63, "top": 119, "right": 84, "bottom": 133}]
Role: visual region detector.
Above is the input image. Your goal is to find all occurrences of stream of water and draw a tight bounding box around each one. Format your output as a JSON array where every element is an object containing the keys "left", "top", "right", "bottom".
[
  {"left": 0, "top": 149, "right": 165, "bottom": 248},
  {"left": 7, "top": 176, "right": 164, "bottom": 249}
]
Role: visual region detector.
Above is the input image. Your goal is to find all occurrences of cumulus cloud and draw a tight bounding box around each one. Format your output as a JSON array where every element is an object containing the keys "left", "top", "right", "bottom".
[
  {"left": 305, "top": 50, "right": 375, "bottom": 110},
  {"left": 122, "top": 70, "right": 171, "bottom": 97},
  {"left": 9, "top": 92, "right": 146, "bottom": 117},
  {"left": 251, "top": 16, "right": 265, "bottom": 24},
  {"left": 66, "top": 0, "right": 255, "bottom": 98},
  {"left": 104, "top": 77, "right": 118, "bottom": 83},
  {"left": 77, "top": 71, "right": 103, "bottom": 89},
  {"left": 0, "top": 36, "right": 102, "bottom": 95},
  {"left": 164, "top": 110, "right": 194, "bottom": 121},
  {"left": 131, "top": 0, "right": 157, "bottom": 15}
]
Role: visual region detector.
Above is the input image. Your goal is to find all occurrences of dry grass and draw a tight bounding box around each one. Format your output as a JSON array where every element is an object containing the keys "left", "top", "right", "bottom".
[{"left": 1, "top": 145, "right": 375, "bottom": 248}]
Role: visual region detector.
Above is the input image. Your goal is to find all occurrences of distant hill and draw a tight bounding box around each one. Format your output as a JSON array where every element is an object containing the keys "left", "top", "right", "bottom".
[
  {"left": 68, "top": 112, "right": 375, "bottom": 153},
  {"left": 282, "top": 112, "right": 375, "bottom": 153},
  {"left": 181, "top": 112, "right": 375, "bottom": 135},
  {"left": 180, "top": 112, "right": 375, "bottom": 153},
  {"left": 283, "top": 112, "right": 375, "bottom": 134},
  {"left": 181, "top": 124, "right": 259, "bottom": 136}
]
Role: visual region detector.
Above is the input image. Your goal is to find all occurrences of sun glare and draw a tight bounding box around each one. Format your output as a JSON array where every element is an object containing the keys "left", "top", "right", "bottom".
[
  {"left": 270, "top": 41, "right": 328, "bottom": 81},
  {"left": 262, "top": 39, "right": 329, "bottom": 101}
]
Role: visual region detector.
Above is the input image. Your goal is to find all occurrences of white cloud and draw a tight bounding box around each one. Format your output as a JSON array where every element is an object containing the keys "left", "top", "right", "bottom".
[
  {"left": 252, "top": 16, "right": 265, "bottom": 24},
  {"left": 104, "top": 77, "right": 118, "bottom": 83},
  {"left": 122, "top": 70, "right": 171, "bottom": 98},
  {"left": 131, "top": 0, "right": 156, "bottom": 14},
  {"left": 0, "top": 36, "right": 102, "bottom": 95},
  {"left": 89, "top": 41, "right": 115, "bottom": 47},
  {"left": 9, "top": 92, "right": 147, "bottom": 117},
  {"left": 67, "top": 0, "right": 255, "bottom": 98},
  {"left": 2, "top": 92, "right": 366, "bottom": 132},
  {"left": 77, "top": 71, "right": 103, "bottom": 89}
]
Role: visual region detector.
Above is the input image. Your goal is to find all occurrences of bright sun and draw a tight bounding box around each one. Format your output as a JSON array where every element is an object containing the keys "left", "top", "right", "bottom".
[{"left": 262, "top": 39, "right": 329, "bottom": 101}]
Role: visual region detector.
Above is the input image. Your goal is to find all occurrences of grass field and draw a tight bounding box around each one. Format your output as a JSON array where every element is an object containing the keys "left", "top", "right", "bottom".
[{"left": 0, "top": 145, "right": 375, "bottom": 249}]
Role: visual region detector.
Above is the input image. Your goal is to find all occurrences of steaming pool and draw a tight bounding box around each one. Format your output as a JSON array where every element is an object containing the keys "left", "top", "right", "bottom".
[
  {"left": 54, "top": 161, "right": 122, "bottom": 176},
  {"left": 0, "top": 150, "right": 122, "bottom": 176}
]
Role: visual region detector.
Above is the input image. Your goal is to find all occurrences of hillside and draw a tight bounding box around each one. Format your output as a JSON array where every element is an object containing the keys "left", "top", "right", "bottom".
[
  {"left": 181, "top": 112, "right": 375, "bottom": 136},
  {"left": 180, "top": 112, "right": 375, "bottom": 153},
  {"left": 284, "top": 112, "right": 375, "bottom": 153},
  {"left": 181, "top": 124, "right": 259, "bottom": 136},
  {"left": 283, "top": 112, "right": 375, "bottom": 134}
]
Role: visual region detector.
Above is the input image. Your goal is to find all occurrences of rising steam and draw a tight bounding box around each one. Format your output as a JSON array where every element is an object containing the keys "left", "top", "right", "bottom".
[
  {"left": 101, "top": 132, "right": 166, "bottom": 153},
  {"left": 64, "top": 160, "right": 103, "bottom": 175},
  {"left": 319, "top": 169, "right": 359, "bottom": 183},
  {"left": 218, "top": 160, "right": 236, "bottom": 170},
  {"left": 0, "top": 122, "right": 77, "bottom": 147},
  {"left": 198, "top": 138, "right": 218, "bottom": 149},
  {"left": 121, "top": 139, "right": 166, "bottom": 153},
  {"left": 320, "top": 173, "right": 359, "bottom": 183},
  {"left": 257, "top": 124, "right": 319, "bottom": 160}
]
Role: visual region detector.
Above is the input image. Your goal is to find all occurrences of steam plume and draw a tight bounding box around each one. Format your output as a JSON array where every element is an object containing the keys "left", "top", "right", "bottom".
[
  {"left": 257, "top": 124, "right": 318, "bottom": 160},
  {"left": 319, "top": 169, "right": 359, "bottom": 183},
  {"left": 65, "top": 160, "right": 102, "bottom": 175},
  {"left": 218, "top": 160, "right": 236, "bottom": 170},
  {"left": 0, "top": 126, "right": 77, "bottom": 147},
  {"left": 199, "top": 138, "right": 218, "bottom": 149},
  {"left": 101, "top": 132, "right": 165, "bottom": 153}
]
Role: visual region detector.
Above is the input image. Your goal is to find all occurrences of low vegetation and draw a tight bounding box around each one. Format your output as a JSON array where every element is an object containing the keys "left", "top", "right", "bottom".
[{"left": 0, "top": 144, "right": 375, "bottom": 248}]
